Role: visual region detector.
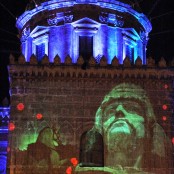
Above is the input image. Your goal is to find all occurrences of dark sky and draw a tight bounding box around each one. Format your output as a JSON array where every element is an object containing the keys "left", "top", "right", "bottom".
[{"left": 0, "top": 0, "right": 174, "bottom": 104}]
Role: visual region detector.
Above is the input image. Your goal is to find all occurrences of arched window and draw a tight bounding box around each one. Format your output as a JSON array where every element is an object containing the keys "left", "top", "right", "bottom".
[{"left": 79, "top": 130, "right": 104, "bottom": 167}]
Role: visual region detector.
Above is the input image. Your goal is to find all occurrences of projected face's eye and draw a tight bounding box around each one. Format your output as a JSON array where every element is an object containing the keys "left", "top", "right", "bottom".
[
  {"left": 122, "top": 101, "right": 144, "bottom": 117},
  {"left": 103, "top": 100, "right": 145, "bottom": 120},
  {"left": 103, "top": 107, "right": 116, "bottom": 121}
]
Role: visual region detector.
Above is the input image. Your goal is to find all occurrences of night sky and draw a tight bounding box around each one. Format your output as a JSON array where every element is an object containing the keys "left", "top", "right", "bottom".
[{"left": 0, "top": 0, "right": 174, "bottom": 105}]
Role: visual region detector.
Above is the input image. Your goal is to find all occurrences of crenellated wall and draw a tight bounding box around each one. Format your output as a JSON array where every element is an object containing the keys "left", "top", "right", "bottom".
[
  {"left": 8, "top": 0, "right": 174, "bottom": 173},
  {"left": 7, "top": 55, "right": 174, "bottom": 173}
]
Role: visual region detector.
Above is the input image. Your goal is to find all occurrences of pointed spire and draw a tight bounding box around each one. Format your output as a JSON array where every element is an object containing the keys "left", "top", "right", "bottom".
[
  {"left": 89, "top": 56, "right": 96, "bottom": 66},
  {"left": 18, "top": 54, "right": 26, "bottom": 64},
  {"left": 99, "top": 55, "right": 107, "bottom": 67},
  {"left": 158, "top": 57, "right": 166, "bottom": 67},
  {"left": 77, "top": 56, "right": 84, "bottom": 65},
  {"left": 65, "top": 55, "right": 72, "bottom": 65},
  {"left": 54, "top": 55, "right": 61, "bottom": 65},
  {"left": 147, "top": 56, "right": 155, "bottom": 67},
  {"left": 30, "top": 54, "right": 38, "bottom": 65},
  {"left": 135, "top": 56, "right": 142, "bottom": 67},
  {"left": 41, "top": 54, "right": 49, "bottom": 65},
  {"left": 123, "top": 56, "right": 131, "bottom": 67},
  {"left": 111, "top": 56, "right": 119, "bottom": 67},
  {"left": 9, "top": 54, "right": 15, "bottom": 64}
]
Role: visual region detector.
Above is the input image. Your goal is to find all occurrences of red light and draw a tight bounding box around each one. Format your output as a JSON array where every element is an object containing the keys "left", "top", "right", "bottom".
[
  {"left": 36, "top": 113, "right": 43, "bottom": 120},
  {"left": 8, "top": 122, "right": 15, "bottom": 131},
  {"left": 162, "top": 116, "right": 167, "bottom": 121},
  {"left": 70, "top": 157, "right": 78, "bottom": 166},
  {"left": 17, "top": 103, "right": 24, "bottom": 111},
  {"left": 164, "top": 84, "right": 168, "bottom": 89},
  {"left": 7, "top": 147, "right": 10, "bottom": 152},
  {"left": 162, "top": 104, "right": 168, "bottom": 110},
  {"left": 172, "top": 137, "right": 174, "bottom": 145},
  {"left": 66, "top": 166, "right": 72, "bottom": 174}
]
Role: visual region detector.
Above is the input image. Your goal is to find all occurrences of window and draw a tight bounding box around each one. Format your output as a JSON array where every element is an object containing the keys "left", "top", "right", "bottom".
[
  {"left": 36, "top": 43, "right": 45, "bottom": 62},
  {"left": 125, "top": 45, "right": 134, "bottom": 63},
  {"left": 79, "top": 131, "right": 104, "bottom": 167},
  {"left": 79, "top": 36, "right": 93, "bottom": 61}
]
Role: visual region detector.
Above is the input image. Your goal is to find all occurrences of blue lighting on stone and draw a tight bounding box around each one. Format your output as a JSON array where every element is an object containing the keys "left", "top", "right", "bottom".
[
  {"left": 0, "top": 107, "right": 10, "bottom": 174},
  {"left": 16, "top": 0, "right": 152, "bottom": 64},
  {"left": 0, "top": 155, "right": 7, "bottom": 174}
]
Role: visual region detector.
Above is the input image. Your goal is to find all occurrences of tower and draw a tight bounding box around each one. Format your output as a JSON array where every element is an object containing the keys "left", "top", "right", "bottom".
[{"left": 7, "top": 0, "right": 174, "bottom": 174}]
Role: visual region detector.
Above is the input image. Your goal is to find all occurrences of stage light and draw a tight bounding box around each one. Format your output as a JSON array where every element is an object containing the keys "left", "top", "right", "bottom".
[
  {"left": 66, "top": 166, "right": 72, "bottom": 174},
  {"left": 162, "top": 104, "right": 168, "bottom": 110},
  {"left": 164, "top": 84, "right": 168, "bottom": 89},
  {"left": 70, "top": 157, "right": 78, "bottom": 166},
  {"left": 36, "top": 113, "right": 43, "bottom": 120},
  {"left": 17, "top": 103, "right": 24, "bottom": 111},
  {"left": 7, "top": 147, "right": 10, "bottom": 153},
  {"left": 8, "top": 122, "right": 15, "bottom": 131},
  {"left": 162, "top": 116, "right": 167, "bottom": 121},
  {"left": 172, "top": 137, "right": 174, "bottom": 145}
]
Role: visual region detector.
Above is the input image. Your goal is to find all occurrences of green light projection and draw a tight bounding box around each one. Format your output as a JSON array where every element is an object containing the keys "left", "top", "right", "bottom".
[
  {"left": 78, "top": 83, "right": 171, "bottom": 174},
  {"left": 17, "top": 120, "right": 46, "bottom": 151},
  {"left": 19, "top": 132, "right": 38, "bottom": 151},
  {"left": 15, "top": 121, "right": 73, "bottom": 173},
  {"left": 96, "top": 83, "right": 149, "bottom": 169},
  {"left": 11, "top": 83, "right": 172, "bottom": 174}
]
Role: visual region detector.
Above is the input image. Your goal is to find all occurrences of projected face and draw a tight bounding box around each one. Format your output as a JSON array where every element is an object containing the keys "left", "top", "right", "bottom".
[
  {"left": 102, "top": 99, "right": 145, "bottom": 138},
  {"left": 102, "top": 99, "right": 145, "bottom": 167},
  {"left": 94, "top": 83, "right": 154, "bottom": 168}
]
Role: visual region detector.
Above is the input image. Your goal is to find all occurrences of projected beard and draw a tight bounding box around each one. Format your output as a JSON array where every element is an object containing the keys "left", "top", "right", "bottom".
[{"left": 102, "top": 99, "right": 145, "bottom": 168}]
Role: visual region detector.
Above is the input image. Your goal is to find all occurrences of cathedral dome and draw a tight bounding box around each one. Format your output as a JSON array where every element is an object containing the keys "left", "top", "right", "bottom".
[{"left": 17, "top": 0, "right": 151, "bottom": 64}]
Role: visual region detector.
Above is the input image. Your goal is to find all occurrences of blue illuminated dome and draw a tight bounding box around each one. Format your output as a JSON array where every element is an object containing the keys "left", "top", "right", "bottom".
[{"left": 16, "top": 0, "right": 152, "bottom": 64}]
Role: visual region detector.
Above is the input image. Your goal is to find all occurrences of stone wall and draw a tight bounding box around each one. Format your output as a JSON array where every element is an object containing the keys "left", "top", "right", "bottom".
[{"left": 7, "top": 63, "right": 174, "bottom": 174}]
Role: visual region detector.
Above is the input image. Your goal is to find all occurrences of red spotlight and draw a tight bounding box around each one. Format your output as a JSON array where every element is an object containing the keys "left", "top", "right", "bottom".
[
  {"left": 7, "top": 147, "right": 10, "bottom": 153},
  {"left": 162, "top": 104, "right": 168, "bottom": 110},
  {"left": 66, "top": 166, "right": 72, "bottom": 174},
  {"left": 162, "top": 116, "right": 167, "bottom": 121},
  {"left": 8, "top": 122, "right": 15, "bottom": 131},
  {"left": 172, "top": 137, "right": 174, "bottom": 145},
  {"left": 36, "top": 113, "right": 43, "bottom": 120},
  {"left": 70, "top": 157, "right": 78, "bottom": 166},
  {"left": 164, "top": 84, "right": 168, "bottom": 89},
  {"left": 17, "top": 103, "right": 24, "bottom": 111}
]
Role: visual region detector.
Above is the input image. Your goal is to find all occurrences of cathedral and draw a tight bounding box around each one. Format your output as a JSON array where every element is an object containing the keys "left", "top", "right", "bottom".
[{"left": 0, "top": 0, "right": 174, "bottom": 173}]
